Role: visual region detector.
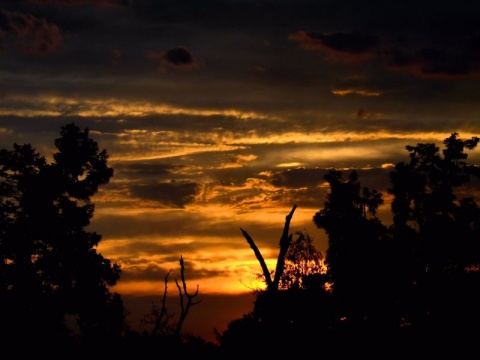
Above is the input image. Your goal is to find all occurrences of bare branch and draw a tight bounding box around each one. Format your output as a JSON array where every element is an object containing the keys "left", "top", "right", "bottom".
[
  {"left": 241, "top": 205, "right": 298, "bottom": 292},
  {"left": 142, "top": 269, "right": 175, "bottom": 335},
  {"left": 155, "top": 269, "right": 171, "bottom": 333},
  {"left": 273, "top": 205, "right": 297, "bottom": 290},
  {"left": 174, "top": 255, "right": 201, "bottom": 336},
  {"left": 240, "top": 227, "right": 273, "bottom": 289}
]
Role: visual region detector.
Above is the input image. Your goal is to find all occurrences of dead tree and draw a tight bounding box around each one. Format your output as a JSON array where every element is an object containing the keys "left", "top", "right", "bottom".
[
  {"left": 240, "top": 205, "right": 297, "bottom": 292},
  {"left": 142, "top": 269, "right": 176, "bottom": 335},
  {"left": 174, "top": 255, "right": 201, "bottom": 336},
  {"left": 142, "top": 256, "right": 200, "bottom": 337}
]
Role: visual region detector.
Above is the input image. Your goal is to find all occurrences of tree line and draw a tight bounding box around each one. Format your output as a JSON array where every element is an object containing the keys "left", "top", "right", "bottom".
[
  {"left": 221, "top": 131, "right": 480, "bottom": 356},
  {"left": 1, "top": 123, "right": 479, "bottom": 357}
]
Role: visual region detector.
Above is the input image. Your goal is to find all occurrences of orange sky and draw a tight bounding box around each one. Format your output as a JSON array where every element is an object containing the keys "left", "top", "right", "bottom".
[{"left": 1, "top": 0, "right": 480, "bottom": 341}]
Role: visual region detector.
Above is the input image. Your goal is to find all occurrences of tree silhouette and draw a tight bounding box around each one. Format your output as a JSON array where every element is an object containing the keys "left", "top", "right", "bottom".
[
  {"left": 240, "top": 205, "right": 298, "bottom": 291},
  {"left": 142, "top": 270, "right": 176, "bottom": 336},
  {"left": 221, "top": 208, "right": 333, "bottom": 355},
  {"left": 0, "top": 123, "right": 125, "bottom": 350},
  {"left": 388, "top": 132, "right": 480, "bottom": 335},
  {"left": 313, "top": 170, "right": 390, "bottom": 332},
  {"left": 390, "top": 132, "right": 480, "bottom": 273},
  {"left": 142, "top": 256, "right": 201, "bottom": 338},
  {"left": 222, "top": 133, "right": 480, "bottom": 355},
  {"left": 277, "top": 230, "right": 328, "bottom": 291}
]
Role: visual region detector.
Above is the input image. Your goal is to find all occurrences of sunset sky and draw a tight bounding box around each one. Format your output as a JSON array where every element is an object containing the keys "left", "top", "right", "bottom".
[{"left": 1, "top": 0, "right": 480, "bottom": 341}]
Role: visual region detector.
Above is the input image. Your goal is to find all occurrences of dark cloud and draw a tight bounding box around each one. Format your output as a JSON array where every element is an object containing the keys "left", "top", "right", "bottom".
[
  {"left": 1, "top": 9, "right": 62, "bottom": 54},
  {"left": 288, "top": 31, "right": 379, "bottom": 63},
  {"left": 146, "top": 46, "right": 200, "bottom": 71},
  {"left": 119, "top": 262, "right": 173, "bottom": 282},
  {"left": 354, "top": 168, "right": 393, "bottom": 194},
  {"left": 312, "top": 32, "right": 378, "bottom": 53},
  {"left": 120, "top": 260, "right": 225, "bottom": 282},
  {"left": 270, "top": 167, "right": 326, "bottom": 188},
  {"left": 266, "top": 167, "right": 392, "bottom": 208},
  {"left": 91, "top": 207, "right": 322, "bottom": 252},
  {"left": 92, "top": 212, "right": 248, "bottom": 241},
  {"left": 288, "top": 31, "right": 379, "bottom": 54},
  {"left": 129, "top": 181, "right": 201, "bottom": 208},
  {"left": 269, "top": 186, "right": 328, "bottom": 209},
  {"left": 107, "top": 240, "right": 199, "bottom": 260},
  {"left": 383, "top": 46, "right": 476, "bottom": 78},
  {"left": 115, "top": 162, "right": 184, "bottom": 177},
  {"left": 290, "top": 24, "right": 480, "bottom": 78},
  {"left": 270, "top": 166, "right": 392, "bottom": 190},
  {"left": 164, "top": 47, "right": 194, "bottom": 66}
]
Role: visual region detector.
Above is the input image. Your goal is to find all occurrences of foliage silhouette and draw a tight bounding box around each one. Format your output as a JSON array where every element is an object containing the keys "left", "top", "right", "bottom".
[
  {"left": 388, "top": 132, "right": 480, "bottom": 335},
  {"left": 2, "top": 126, "right": 480, "bottom": 356},
  {"left": 278, "top": 230, "right": 328, "bottom": 290},
  {"left": 223, "top": 132, "right": 480, "bottom": 355},
  {"left": 313, "top": 169, "right": 391, "bottom": 332},
  {"left": 220, "top": 209, "right": 334, "bottom": 355},
  {"left": 312, "top": 132, "right": 480, "bottom": 348},
  {"left": 0, "top": 123, "right": 125, "bottom": 351}
]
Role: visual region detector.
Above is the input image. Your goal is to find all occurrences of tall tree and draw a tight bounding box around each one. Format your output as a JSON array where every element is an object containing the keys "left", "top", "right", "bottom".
[
  {"left": 0, "top": 123, "right": 124, "bottom": 348},
  {"left": 390, "top": 132, "right": 480, "bottom": 273},
  {"left": 313, "top": 170, "right": 390, "bottom": 330},
  {"left": 388, "top": 132, "right": 480, "bottom": 331}
]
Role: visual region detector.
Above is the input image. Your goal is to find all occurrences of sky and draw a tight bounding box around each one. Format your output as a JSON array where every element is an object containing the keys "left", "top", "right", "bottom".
[{"left": 1, "top": 0, "right": 480, "bottom": 341}]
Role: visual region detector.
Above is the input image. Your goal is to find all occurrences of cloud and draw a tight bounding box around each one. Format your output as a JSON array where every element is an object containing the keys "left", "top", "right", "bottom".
[
  {"left": 115, "top": 162, "right": 184, "bottom": 178},
  {"left": 146, "top": 46, "right": 200, "bottom": 71},
  {"left": 1, "top": 10, "right": 62, "bottom": 54},
  {"left": 383, "top": 45, "right": 478, "bottom": 78},
  {"left": 120, "top": 260, "right": 225, "bottom": 282},
  {"left": 119, "top": 262, "right": 173, "bottom": 282},
  {"left": 129, "top": 181, "right": 201, "bottom": 208},
  {"left": 217, "top": 154, "right": 258, "bottom": 169},
  {"left": 268, "top": 166, "right": 393, "bottom": 194},
  {"left": 163, "top": 47, "right": 195, "bottom": 66},
  {"left": 288, "top": 30, "right": 379, "bottom": 63},
  {"left": 290, "top": 29, "right": 480, "bottom": 78},
  {"left": 270, "top": 167, "right": 326, "bottom": 188}
]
